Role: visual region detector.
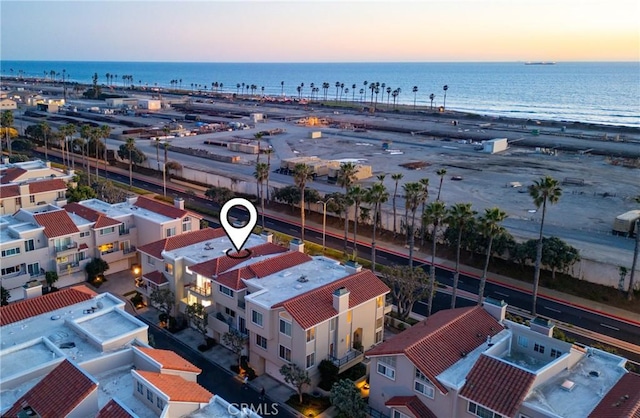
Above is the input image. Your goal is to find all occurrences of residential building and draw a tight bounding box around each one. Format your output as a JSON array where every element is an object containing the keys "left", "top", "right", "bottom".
[
  {"left": 0, "top": 285, "right": 252, "bottom": 418},
  {"left": 0, "top": 98, "right": 17, "bottom": 110},
  {"left": 366, "top": 299, "right": 635, "bottom": 418}
]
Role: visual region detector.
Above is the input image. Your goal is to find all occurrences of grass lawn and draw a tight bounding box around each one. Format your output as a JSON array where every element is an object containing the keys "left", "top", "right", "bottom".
[{"left": 285, "top": 394, "right": 331, "bottom": 417}]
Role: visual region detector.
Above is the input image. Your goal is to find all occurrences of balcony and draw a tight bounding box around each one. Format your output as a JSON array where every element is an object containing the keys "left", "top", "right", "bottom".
[
  {"left": 210, "top": 312, "right": 231, "bottom": 335},
  {"left": 123, "top": 246, "right": 137, "bottom": 255},
  {"left": 55, "top": 241, "right": 78, "bottom": 254},
  {"left": 329, "top": 349, "right": 364, "bottom": 373},
  {"left": 237, "top": 299, "right": 246, "bottom": 310},
  {"left": 119, "top": 225, "right": 136, "bottom": 236},
  {"left": 189, "top": 283, "right": 212, "bottom": 297},
  {"left": 101, "top": 250, "right": 123, "bottom": 264},
  {"left": 58, "top": 262, "right": 81, "bottom": 274},
  {"left": 384, "top": 301, "right": 393, "bottom": 315}
]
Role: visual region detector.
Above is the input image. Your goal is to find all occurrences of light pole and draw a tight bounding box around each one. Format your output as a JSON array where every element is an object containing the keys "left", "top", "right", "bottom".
[{"left": 317, "top": 198, "right": 334, "bottom": 253}]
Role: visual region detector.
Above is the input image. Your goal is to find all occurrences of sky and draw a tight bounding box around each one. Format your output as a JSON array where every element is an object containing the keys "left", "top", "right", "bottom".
[{"left": 1, "top": 0, "right": 638, "bottom": 62}]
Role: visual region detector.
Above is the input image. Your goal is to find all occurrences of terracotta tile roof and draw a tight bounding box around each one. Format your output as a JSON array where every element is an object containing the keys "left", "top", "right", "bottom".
[
  {"left": 4, "top": 360, "right": 97, "bottom": 417},
  {"left": 367, "top": 306, "right": 503, "bottom": 394},
  {"left": 0, "top": 184, "right": 20, "bottom": 198},
  {"left": 135, "top": 347, "right": 201, "bottom": 373},
  {"left": 65, "top": 202, "right": 122, "bottom": 229},
  {"left": 386, "top": 396, "right": 437, "bottom": 418},
  {"left": 135, "top": 195, "right": 188, "bottom": 219},
  {"left": 0, "top": 167, "right": 27, "bottom": 183},
  {"left": 79, "top": 243, "right": 89, "bottom": 250},
  {"left": 460, "top": 355, "right": 536, "bottom": 417},
  {"left": 96, "top": 399, "right": 135, "bottom": 418},
  {"left": 138, "top": 227, "right": 227, "bottom": 259},
  {"left": 143, "top": 270, "right": 168, "bottom": 285},
  {"left": 135, "top": 370, "right": 213, "bottom": 403},
  {"left": 215, "top": 250, "right": 312, "bottom": 290},
  {"left": 588, "top": 373, "right": 640, "bottom": 418},
  {"left": 0, "top": 286, "right": 96, "bottom": 326},
  {"left": 33, "top": 209, "right": 80, "bottom": 238},
  {"left": 28, "top": 178, "right": 67, "bottom": 194},
  {"left": 275, "top": 269, "right": 390, "bottom": 329}
]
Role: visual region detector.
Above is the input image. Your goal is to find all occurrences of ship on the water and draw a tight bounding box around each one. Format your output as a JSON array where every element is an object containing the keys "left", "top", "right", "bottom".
[{"left": 524, "top": 61, "right": 556, "bottom": 65}]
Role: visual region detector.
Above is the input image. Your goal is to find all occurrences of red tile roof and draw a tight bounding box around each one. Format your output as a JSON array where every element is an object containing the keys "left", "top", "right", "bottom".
[
  {"left": 4, "top": 360, "right": 97, "bottom": 417},
  {"left": 215, "top": 250, "right": 312, "bottom": 290},
  {"left": 96, "top": 399, "right": 135, "bottom": 418},
  {"left": 135, "top": 195, "right": 188, "bottom": 219},
  {"left": 0, "top": 286, "right": 97, "bottom": 326},
  {"left": 275, "top": 269, "right": 390, "bottom": 329},
  {"left": 189, "top": 242, "right": 289, "bottom": 279},
  {"left": 460, "top": 355, "right": 536, "bottom": 417},
  {"left": 33, "top": 209, "right": 80, "bottom": 238},
  {"left": 79, "top": 243, "right": 89, "bottom": 250},
  {"left": 0, "top": 167, "right": 27, "bottom": 183},
  {"left": 367, "top": 306, "right": 503, "bottom": 394},
  {"left": 28, "top": 178, "right": 67, "bottom": 194},
  {"left": 386, "top": 396, "right": 437, "bottom": 418},
  {"left": 0, "top": 184, "right": 20, "bottom": 198},
  {"left": 143, "top": 270, "right": 168, "bottom": 285},
  {"left": 65, "top": 202, "right": 122, "bottom": 229},
  {"left": 588, "top": 373, "right": 640, "bottom": 418},
  {"left": 138, "top": 227, "right": 227, "bottom": 259},
  {"left": 135, "top": 347, "right": 201, "bottom": 373},
  {"left": 135, "top": 370, "right": 213, "bottom": 403}
]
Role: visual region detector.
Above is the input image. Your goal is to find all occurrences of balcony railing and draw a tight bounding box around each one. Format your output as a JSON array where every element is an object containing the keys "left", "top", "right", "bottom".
[
  {"left": 329, "top": 349, "right": 363, "bottom": 368},
  {"left": 123, "top": 246, "right": 137, "bottom": 255},
  {"left": 189, "top": 283, "right": 212, "bottom": 297},
  {"left": 237, "top": 299, "right": 246, "bottom": 310},
  {"left": 58, "top": 262, "right": 80, "bottom": 274},
  {"left": 55, "top": 242, "right": 78, "bottom": 253}
]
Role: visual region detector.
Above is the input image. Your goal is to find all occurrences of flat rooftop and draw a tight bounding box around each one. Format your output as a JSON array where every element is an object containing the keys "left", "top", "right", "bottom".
[
  {"left": 0, "top": 215, "right": 41, "bottom": 243},
  {"left": 168, "top": 233, "right": 268, "bottom": 264},
  {"left": 187, "top": 396, "right": 262, "bottom": 418},
  {"left": 81, "top": 198, "right": 175, "bottom": 224},
  {"left": 76, "top": 310, "right": 146, "bottom": 343},
  {"left": 96, "top": 365, "right": 157, "bottom": 418},
  {"left": 524, "top": 348, "right": 627, "bottom": 418},
  {"left": 245, "top": 256, "right": 346, "bottom": 308}
]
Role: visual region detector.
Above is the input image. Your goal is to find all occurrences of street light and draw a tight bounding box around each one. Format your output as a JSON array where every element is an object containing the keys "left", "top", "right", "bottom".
[{"left": 317, "top": 198, "right": 334, "bottom": 253}]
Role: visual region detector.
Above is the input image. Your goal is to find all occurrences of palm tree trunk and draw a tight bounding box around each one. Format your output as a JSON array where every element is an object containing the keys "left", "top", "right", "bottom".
[
  {"left": 628, "top": 220, "right": 639, "bottom": 301},
  {"left": 352, "top": 203, "right": 359, "bottom": 255},
  {"left": 300, "top": 189, "right": 306, "bottom": 242},
  {"left": 437, "top": 178, "right": 444, "bottom": 201},
  {"left": 266, "top": 151, "right": 271, "bottom": 203},
  {"left": 371, "top": 202, "right": 378, "bottom": 272},
  {"left": 104, "top": 138, "right": 108, "bottom": 180},
  {"left": 409, "top": 210, "right": 417, "bottom": 268},
  {"left": 129, "top": 150, "right": 133, "bottom": 187},
  {"left": 392, "top": 185, "right": 398, "bottom": 236},
  {"left": 344, "top": 209, "right": 349, "bottom": 253},
  {"left": 452, "top": 228, "right": 463, "bottom": 309},
  {"left": 44, "top": 133, "right": 48, "bottom": 161},
  {"left": 478, "top": 237, "right": 494, "bottom": 305},
  {"left": 427, "top": 222, "right": 437, "bottom": 316},
  {"left": 532, "top": 200, "right": 547, "bottom": 316},
  {"left": 261, "top": 181, "right": 265, "bottom": 229}
]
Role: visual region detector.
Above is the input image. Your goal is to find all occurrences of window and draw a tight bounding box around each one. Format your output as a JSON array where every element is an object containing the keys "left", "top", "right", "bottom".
[
  {"left": 393, "top": 411, "right": 410, "bottom": 418},
  {"left": 80, "top": 231, "right": 91, "bottom": 238},
  {"left": 414, "top": 368, "right": 435, "bottom": 399},
  {"left": 27, "top": 263, "right": 40, "bottom": 277},
  {"left": 1, "top": 247, "right": 20, "bottom": 257},
  {"left": 182, "top": 218, "right": 191, "bottom": 232},
  {"left": 330, "top": 317, "right": 337, "bottom": 332},
  {"left": 256, "top": 334, "right": 267, "bottom": 349},
  {"left": 146, "top": 388, "right": 154, "bottom": 402},
  {"left": 280, "top": 319, "right": 292, "bottom": 337},
  {"left": 375, "top": 330, "right": 383, "bottom": 343},
  {"left": 517, "top": 335, "right": 528, "bottom": 348},
  {"left": 24, "top": 239, "right": 35, "bottom": 252},
  {"left": 347, "top": 310, "right": 352, "bottom": 323},
  {"left": 468, "top": 401, "right": 503, "bottom": 418},
  {"left": 306, "top": 352, "right": 315, "bottom": 368},
  {"left": 57, "top": 191, "right": 65, "bottom": 199},
  {"left": 377, "top": 296, "right": 384, "bottom": 308},
  {"left": 100, "top": 227, "right": 115, "bottom": 235},
  {"left": 156, "top": 397, "right": 165, "bottom": 410},
  {"left": 137, "top": 381, "right": 144, "bottom": 394},
  {"left": 99, "top": 242, "right": 115, "bottom": 255},
  {"left": 376, "top": 317, "right": 383, "bottom": 329},
  {"left": 166, "top": 227, "right": 176, "bottom": 237},
  {"left": 377, "top": 356, "right": 396, "bottom": 380},
  {"left": 534, "top": 343, "right": 545, "bottom": 354},
  {"left": 225, "top": 307, "right": 236, "bottom": 318},
  {"left": 29, "top": 195, "right": 35, "bottom": 203},
  {"left": 219, "top": 285, "right": 234, "bottom": 298},
  {"left": 1, "top": 265, "right": 19, "bottom": 276},
  {"left": 550, "top": 349, "right": 562, "bottom": 359},
  {"left": 164, "top": 263, "right": 173, "bottom": 275},
  {"left": 279, "top": 345, "right": 291, "bottom": 362},
  {"left": 306, "top": 328, "right": 315, "bottom": 342},
  {"left": 252, "top": 310, "right": 263, "bottom": 327},
  {"left": 147, "top": 255, "right": 155, "bottom": 265}
]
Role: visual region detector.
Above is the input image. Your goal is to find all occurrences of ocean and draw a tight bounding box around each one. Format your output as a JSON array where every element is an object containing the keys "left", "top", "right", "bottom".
[{"left": 1, "top": 61, "right": 639, "bottom": 127}]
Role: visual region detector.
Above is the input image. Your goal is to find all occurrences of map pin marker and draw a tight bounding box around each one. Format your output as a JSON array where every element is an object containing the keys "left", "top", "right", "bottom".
[{"left": 220, "top": 198, "right": 258, "bottom": 254}]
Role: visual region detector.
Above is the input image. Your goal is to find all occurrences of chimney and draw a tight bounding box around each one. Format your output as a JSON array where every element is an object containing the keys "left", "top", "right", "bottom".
[
  {"left": 344, "top": 260, "right": 362, "bottom": 274},
  {"left": 530, "top": 317, "right": 555, "bottom": 337},
  {"left": 127, "top": 196, "right": 137, "bottom": 205},
  {"left": 23, "top": 280, "right": 43, "bottom": 300},
  {"left": 2, "top": 157, "right": 8, "bottom": 165},
  {"left": 333, "top": 287, "right": 349, "bottom": 313},
  {"left": 483, "top": 297, "right": 507, "bottom": 322},
  {"left": 45, "top": 161, "right": 51, "bottom": 168},
  {"left": 19, "top": 184, "right": 29, "bottom": 198},
  {"left": 174, "top": 197, "right": 184, "bottom": 210},
  {"left": 261, "top": 231, "right": 273, "bottom": 243},
  {"left": 289, "top": 238, "right": 304, "bottom": 253}
]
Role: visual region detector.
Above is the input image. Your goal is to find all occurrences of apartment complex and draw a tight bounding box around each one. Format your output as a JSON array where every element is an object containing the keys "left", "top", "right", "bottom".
[
  {"left": 367, "top": 299, "right": 638, "bottom": 418},
  {"left": 0, "top": 286, "right": 257, "bottom": 418},
  {"left": 0, "top": 194, "right": 200, "bottom": 302},
  {"left": 138, "top": 231, "right": 391, "bottom": 386}
]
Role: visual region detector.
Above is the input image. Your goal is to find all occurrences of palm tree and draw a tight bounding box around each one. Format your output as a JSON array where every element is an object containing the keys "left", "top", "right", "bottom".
[
  {"left": 348, "top": 185, "right": 366, "bottom": 255},
  {"left": 429, "top": 93, "right": 435, "bottom": 110},
  {"left": 442, "top": 85, "right": 449, "bottom": 109},
  {"left": 412, "top": 86, "right": 418, "bottom": 109},
  {"left": 60, "top": 124, "right": 76, "bottom": 169},
  {"left": 154, "top": 138, "right": 161, "bottom": 171},
  {"left": 529, "top": 176, "right": 562, "bottom": 315},
  {"left": 403, "top": 182, "right": 427, "bottom": 267},
  {"left": 477, "top": 207, "right": 508, "bottom": 305},
  {"left": 280, "top": 81, "right": 284, "bottom": 96},
  {"left": 337, "top": 162, "right": 359, "bottom": 252},
  {"left": 423, "top": 201, "right": 447, "bottom": 316},
  {"left": 293, "top": 164, "right": 314, "bottom": 242},
  {"left": 2, "top": 110, "right": 14, "bottom": 157},
  {"left": 264, "top": 148, "right": 273, "bottom": 203},
  {"left": 446, "top": 203, "right": 476, "bottom": 308},
  {"left": 335, "top": 82, "right": 340, "bottom": 101},
  {"left": 391, "top": 173, "right": 403, "bottom": 236},
  {"left": 100, "top": 125, "right": 111, "bottom": 180},
  {"left": 254, "top": 162, "right": 269, "bottom": 229},
  {"left": 80, "top": 125, "right": 92, "bottom": 183},
  {"left": 367, "top": 182, "right": 388, "bottom": 272},
  {"left": 125, "top": 137, "right": 136, "bottom": 187},
  {"left": 386, "top": 87, "right": 392, "bottom": 107},
  {"left": 351, "top": 84, "right": 356, "bottom": 101},
  {"left": 436, "top": 168, "right": 447, "bottom": 201},
  {"left": 363, "top": 81, "right": 368, "bottom": 102},
  {"left": 254, "top": 132, "right": 263, "bottom": 164},
  {"left": 39, "top": 121, "right": 51, "bottom": 162},
  {"left": 419, "top": 178, "right": 430, "bottom": 246}
]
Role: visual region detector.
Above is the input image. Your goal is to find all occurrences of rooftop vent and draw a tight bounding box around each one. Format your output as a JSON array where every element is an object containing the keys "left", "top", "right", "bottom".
[
  {"left": 589, "top": 370, "right": 601, "bottom": 378},
  {"left": 204, "top": 242, "right": 214, "bottom": 250},
  {"left": 297, "top": 275, "right": 308, "bottom": 283},
  {"left": 461, "top": 352, "right": 467, "bottom": 358},
  {"left": 560, "top": 379, "right": 576, "bottom": 392}
]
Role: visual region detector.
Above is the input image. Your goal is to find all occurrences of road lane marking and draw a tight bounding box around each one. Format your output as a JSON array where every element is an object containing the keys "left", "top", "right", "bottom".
[
  {"left": 494, "top": 291, "right": 510, "bottom": 298},
  {"left": 600, "top": 323, "right": 620, "bottom": 331},
  {"left": 544, "top": 306, "right": 561, "bottom": 313}
]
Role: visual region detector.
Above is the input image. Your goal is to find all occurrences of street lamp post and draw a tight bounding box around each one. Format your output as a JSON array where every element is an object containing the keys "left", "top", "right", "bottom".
[{"left": 317, "top": 198, "right": 334, "bottom": 253}]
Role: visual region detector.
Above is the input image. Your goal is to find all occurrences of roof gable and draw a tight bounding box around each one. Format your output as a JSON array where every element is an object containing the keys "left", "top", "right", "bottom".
[
  {"left": 143, "top": 270, "right": 168, "bottom": 285},
  {"left": 367, "top": 306, "right": 503, "bottom": 393},
  {"left": 588, "top": 372, "right": 640, "bottom": 418},
  {"left": 135, "top": 347, "right": 201, "bottom": 373},
  {"left": 0, "top": 286, "right": 96, "bottom": 326},
  {"left": 0, "top": 184, "right": 20, "bottom": 198},
  {"left": 386, "top": 396, "right": 437, "bottom": 418},
  {"left": 33, "top": 209, "right": 80, "bottom": 238},
  {"left": 275, "top": 269, "right": 389, "bottom": 329},
  {"left": 96, "top": 399, "right": 135, "bottom": 418},
  {"left": 190, "top": 242, "right": 289, "bottom": 280},
  {"left": 137, "top": 228, "right": 227, "bottom": 259},
  {"left": 4, "top": 360, "right": 98, "bottom": 417},
  {"left": 135, "top": 195, "right": 187, "bottom": 219},
  {"left": 0, "top": 167, "right": 27, "bottom": 183},
  {"left": 460, "top": 355, "right": 536, "bottom": 417},
  {"left": 65, "top": 202, "right": 121, "bottom": 229},
  {"left": 135, "top": 370, "right": 212, "bottom": 403}
]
